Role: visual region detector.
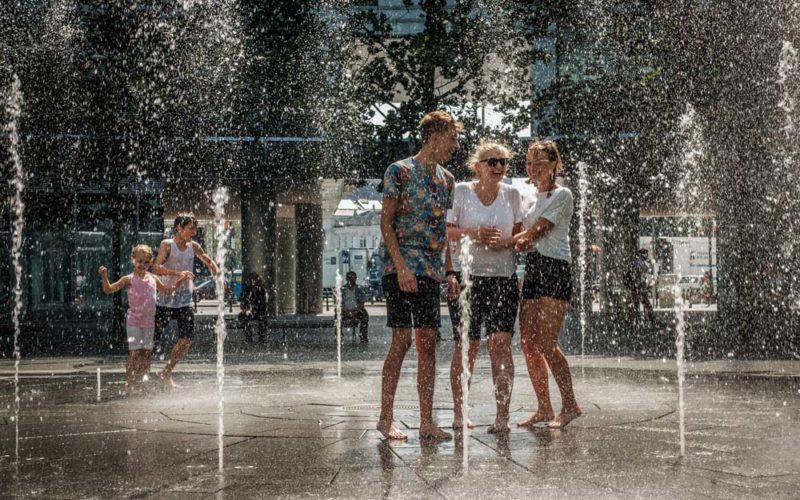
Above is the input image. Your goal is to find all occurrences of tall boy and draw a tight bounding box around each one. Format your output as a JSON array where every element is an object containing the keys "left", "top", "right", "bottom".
[{"left": 377, "top": 111, "right": 462, "bottom": 441}]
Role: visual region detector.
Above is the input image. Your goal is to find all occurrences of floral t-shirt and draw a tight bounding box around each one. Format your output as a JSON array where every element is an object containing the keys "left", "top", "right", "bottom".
[{"left": 380, "top": 157, "right": 455, "bottom": 282}]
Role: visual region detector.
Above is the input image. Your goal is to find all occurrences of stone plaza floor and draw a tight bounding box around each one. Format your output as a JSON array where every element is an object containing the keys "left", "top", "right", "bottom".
[{"left": 1, "top": 321, "right": 799, "bottom": 499}]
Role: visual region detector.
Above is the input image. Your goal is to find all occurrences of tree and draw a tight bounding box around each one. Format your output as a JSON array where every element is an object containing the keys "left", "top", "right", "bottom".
[{"left": 348, "top": 0, "right": 530, "bottom": 178}]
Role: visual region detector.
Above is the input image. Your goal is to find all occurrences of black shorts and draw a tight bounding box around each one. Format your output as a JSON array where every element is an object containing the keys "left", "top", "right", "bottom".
[
  {"left": 522, "top": 252, "right": 572, "bottom": 302},
  {"left": 450, "top": 275, "right": 519, "bottom": 340},
  {"left": 154, "top": 306, "right": 195, "bottom": 341},
  {"left": 383, "top": 274, "right": 441, "bottom": 329}
]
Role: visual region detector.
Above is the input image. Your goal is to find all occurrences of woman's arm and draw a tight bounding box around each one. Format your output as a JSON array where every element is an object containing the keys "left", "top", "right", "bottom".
[
  {"left": 447, "top": 224, "right": 479, "bottom": 242},
  {"left": 514, "top": 218, "right": 555, "bottom": 252},
  {"left": 488, "top": 222, "right": 524, "bottom": 250},
  {"left": 447, "top": 224, "right": 502, "bottom": 246}
]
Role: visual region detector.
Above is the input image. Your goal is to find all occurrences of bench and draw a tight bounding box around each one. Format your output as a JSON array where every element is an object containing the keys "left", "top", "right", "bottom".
[
  {"left": 264, "top": 315, "right": 335, "bottom": 342},
  {"left": 195, "top": 313, "right": 337, "bottom": 344}
]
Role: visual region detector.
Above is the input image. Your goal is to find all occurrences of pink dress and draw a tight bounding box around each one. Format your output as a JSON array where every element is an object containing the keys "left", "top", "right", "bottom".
[{"left": 127, "top": 274, "right": 157, "bottom": 328}]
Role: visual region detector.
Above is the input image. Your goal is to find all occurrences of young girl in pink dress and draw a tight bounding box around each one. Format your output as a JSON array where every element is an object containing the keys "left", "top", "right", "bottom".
[{"left": 99, "top": 244, "right": 188, "bottom": 394}]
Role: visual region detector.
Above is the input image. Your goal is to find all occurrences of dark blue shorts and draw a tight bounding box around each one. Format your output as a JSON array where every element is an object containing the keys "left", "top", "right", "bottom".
[
  {"left": 522, "top": 252, "right": 572, "bottom": 302},
  {"left": 449, "top": 275, "right": 519, "bottom": 339},
  {"left": 383, "top": 274, "right": 441, "bottom": 329},
  {"left": 154, "top": 306, "right": 195, "bottom": 341}
]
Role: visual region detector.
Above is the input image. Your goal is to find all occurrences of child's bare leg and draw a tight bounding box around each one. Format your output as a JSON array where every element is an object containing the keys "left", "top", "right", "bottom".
[
  {"left": 125, "top": 350, "right": 138, "bottom": 395},
  {"left": 416, "top": 328, "right": 451, "bottom": 441},
  {"left": 450, "top": 338, "right": 479, "bottom": 429},
  {"left": 487, "top": 332, "right": 513, "bottom": 433},
  {"left": 142, "top": 353, "right": 153, "bottom": 380},
  {"left": 377, "top": 329, "right": 412, "bottom": 440},
  {"left": 137, "top": 349, "right": 153, "bottom": 383},
  {"left": 159, "top": 338, "right": 191, "bottom": 388}
]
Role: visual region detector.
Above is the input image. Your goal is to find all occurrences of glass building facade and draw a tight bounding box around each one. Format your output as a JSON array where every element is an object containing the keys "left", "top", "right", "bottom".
[{"left": 0, "top": 179, "right": 163, "bottom": 355}]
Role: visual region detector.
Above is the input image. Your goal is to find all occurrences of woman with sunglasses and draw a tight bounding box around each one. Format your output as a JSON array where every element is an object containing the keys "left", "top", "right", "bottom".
[
  {"left": 447, "top": 140, "right": 523, "bottom": 434},
  {"left": 514, "top": 139, "right": 581, "bottom": 429}
]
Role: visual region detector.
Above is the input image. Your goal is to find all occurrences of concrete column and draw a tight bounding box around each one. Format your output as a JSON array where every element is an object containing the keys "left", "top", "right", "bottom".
[
  {"left": 295, "top": 203, "right": 324, "bottom": 314},
  {"left": 241, "top": 182, "right": 277, "bottom": 317},
  {"left": 276, "top": 204, "right": 296, "bottom": 314}
]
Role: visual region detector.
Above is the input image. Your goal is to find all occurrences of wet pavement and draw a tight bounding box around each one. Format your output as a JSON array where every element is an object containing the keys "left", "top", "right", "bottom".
[{"left": 1, "top": 321, "right": 799, "bottom": 499}]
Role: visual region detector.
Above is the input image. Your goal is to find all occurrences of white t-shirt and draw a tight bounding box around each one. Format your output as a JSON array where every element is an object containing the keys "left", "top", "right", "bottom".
[
  {"left": 521, "top": 185, "right": 573, "bottom": 262},
  {"left": 447, "top": 181, "right": 523, "bottom": 276}
]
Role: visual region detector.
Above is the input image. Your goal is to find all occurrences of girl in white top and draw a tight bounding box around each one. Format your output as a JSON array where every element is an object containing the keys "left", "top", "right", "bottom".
[
  {"left": 514, "top": 139, "right": 581, "bottom": 429},
  {"left": 447, "top": 141, "right": 523, "bottom": 434}
]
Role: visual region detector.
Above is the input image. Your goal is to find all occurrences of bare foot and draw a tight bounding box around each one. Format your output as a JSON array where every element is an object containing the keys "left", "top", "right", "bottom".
[
  {"left": 451, "top": 418, "right": 475, "bottom": 430},
  {"left": 419, "top": 423, "right": 452, "bottom": 442},
  {"left": 548, "top": 407, "right": 582, "bottom": 429},
  {"left": 377, "top": 420, "right": 407, "bottom": 440},
  {"left": 487, "top": 420, "right": 510, "bottom": 434},
  {"left": 157, "top": 371, "right": 180, "bottom": 389},
  {"left": 517, "top": 410, "right": 555, "bottom": 428}
]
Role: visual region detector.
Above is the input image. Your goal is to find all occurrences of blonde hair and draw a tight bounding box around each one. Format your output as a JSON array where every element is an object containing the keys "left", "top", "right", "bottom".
[
  {"left": 130, "top": 244, "right": 154, "bottom": 262},
  {"left": 528, "top": 139, "right": 564, "bottom": 174},
  {"left": 419, "top": 110, "right": 464, "bottom": 143},
  {"left": 466, "top": 140, "right": 513, "bottom": 174}
]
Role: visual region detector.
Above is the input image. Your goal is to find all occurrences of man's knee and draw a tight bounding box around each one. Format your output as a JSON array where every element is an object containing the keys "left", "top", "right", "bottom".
[
  {"left": 390, "top": 330, "right": 413, "bottom": 350},
  {"left": 415, "top": 330, "right": 437, "bottom": 353},
  {"left": 488, "top": 332, "right": 512, "bottom": 351}
]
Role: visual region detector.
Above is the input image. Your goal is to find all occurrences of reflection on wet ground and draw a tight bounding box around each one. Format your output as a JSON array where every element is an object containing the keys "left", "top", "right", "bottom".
[{"left": 1, "top": 339, "right": 799, "bottom": 498}]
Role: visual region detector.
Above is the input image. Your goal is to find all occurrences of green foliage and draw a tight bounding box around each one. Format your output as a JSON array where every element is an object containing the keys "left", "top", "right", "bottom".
[{"left": 347, "top": 0, "right": 530, "bottom": 176}]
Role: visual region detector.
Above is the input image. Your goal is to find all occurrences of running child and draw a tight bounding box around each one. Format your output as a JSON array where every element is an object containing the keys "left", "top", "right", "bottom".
[
  {"left": 151, "top": 214, "right": 218, "bottom": 388},
  {"left": 99, "top": 244, "right": 189, "bottom": 395}
]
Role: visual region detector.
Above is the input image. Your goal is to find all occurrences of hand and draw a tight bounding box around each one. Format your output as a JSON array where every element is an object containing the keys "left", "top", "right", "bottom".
[
  {"left": 180, "top": 271, "right": 194, "bottom": 280},
  {"left": 397, "top": 267, "right": 418, "bottom": 293},
  {"left": 446, "top": 275, "right": 460, "bottom": 300},
  {"left": 98, "top": 266, "right": 108, "bottom": 277},
  {"left": 487, "top": 237, "right": 508, "bottom": 250},
  {"left": 477, "top": 226, "right": 501, "bottom": 246},
  {"left": 515, "top": 238, "right": 533, "bottom": 252}
]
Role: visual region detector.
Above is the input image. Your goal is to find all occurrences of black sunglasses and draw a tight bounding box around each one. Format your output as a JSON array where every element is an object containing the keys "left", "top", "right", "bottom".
[{"left": 482, "top": 157, "right": 508, "bottom": 168}]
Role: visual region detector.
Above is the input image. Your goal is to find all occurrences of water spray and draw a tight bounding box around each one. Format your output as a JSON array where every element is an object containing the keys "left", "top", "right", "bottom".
[
  {"left": 673, "top": 277, "right": 686, "bottom": 458},
  {"left": 576, "top": 162, "right": 590, "bottom": 362},
  {"left": 6, "top": 75, "right": 24, "bottom": 469},
  {"left": 334, "top": 269, "right": 343, "bottom": 378},
  {"left": 212, "top": 186, "right": 230, "bottom": 473},
  {"left": 458, "top": 237, "right": 474, "bottom": 473}
]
